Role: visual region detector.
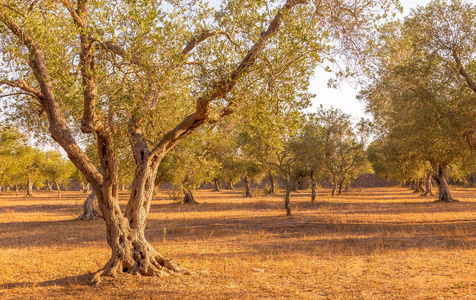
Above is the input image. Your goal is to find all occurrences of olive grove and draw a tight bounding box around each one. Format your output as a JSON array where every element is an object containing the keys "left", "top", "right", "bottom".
[{"left": 0, "top": 0, "right": 397, "bottom": 283}]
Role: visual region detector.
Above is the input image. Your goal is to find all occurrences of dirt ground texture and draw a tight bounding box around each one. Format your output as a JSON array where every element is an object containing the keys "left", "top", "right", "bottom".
[{"left": 0, "top": 187, "right": 475, "bottom": 299}]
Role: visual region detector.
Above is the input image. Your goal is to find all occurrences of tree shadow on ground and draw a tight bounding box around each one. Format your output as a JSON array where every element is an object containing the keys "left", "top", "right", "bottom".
[{"left": 0, "top": 273, "right": 92, "bottom": 290}]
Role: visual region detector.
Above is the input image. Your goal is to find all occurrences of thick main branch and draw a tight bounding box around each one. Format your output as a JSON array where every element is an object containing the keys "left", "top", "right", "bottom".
[
  {"left": 452, "top": 47, "right": 476, "bottom": 95},
  {"left": 0, "top": 8, "right": 103, "bottom": 190}
]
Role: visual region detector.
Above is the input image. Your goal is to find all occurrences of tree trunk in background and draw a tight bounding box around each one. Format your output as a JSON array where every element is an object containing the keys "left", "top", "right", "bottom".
[
  {"left": 338, "top": 179, "right": 345, "bottom": 194},
  {"left": 423, "top": 173, "right": 433, "bottom": 196},
  {"left": 225, "top": 179, "right": 234, "bottom": 189},
  {"left": 27, "top": 178, "right": 34, "bottom": 197},
  {"left": 213, "top": 179, "right": 220, "bottom": 191},
  {"left": 291, "top": 178, "right": 297, "bottom": 191},
  {"left": 331, "top": 178, "right": 337, "bottom": 197},
  {"left": 55, "top": 180, "right": 61, "bottom": 198},
  {"left": 76, "top": 188, "right": 102, "bottom": 220},
  {"left": 409, "top": 180, "right": 415, "bottom": 190},
  {"left": 297, "top": 178, "right": 304, "bottom": 190},
  {"left": 284, "top": 177, "right": 292, "bottom": 216},
  {"left": 83, "top": 182, "right": 90, "bottom": 193},
  {"left": 432, "top": 165, "right": 457, "bottom": 202},
  {"left": 14, "top": 185, "right": 18, "bottom": 196},
  {"left": 244, "top": 176, "right": 252, "bottom": 197},
  {"left": 47, "top": 181, "right": 53, "bottom": 192},
  {"left": 268, "top": 173, "right": 275, "bottom": 195},
  {"left": 468, "top": 174, "right": 476, "bottom": 187},
  {"left": 413, "top": 179, "right": 421, "bottom": 193},
  {"left": 310, "top": 176, "right": 316, "bottom": 202},
  {"left": 182, "top": 189, "right": 198, "bottom": 204},
  {"left": 153, "top": 185, "right": 160, "bottom": 196}
]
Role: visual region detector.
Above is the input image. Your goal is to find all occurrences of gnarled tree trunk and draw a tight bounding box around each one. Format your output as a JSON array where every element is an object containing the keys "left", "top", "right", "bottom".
[
  {"left": 91, "top": 158, "right": 187, "bottom": 285},
  {"left": 76, "top": 188, "right": 102, "bottom": 220},
  {"left": 432, "top": 164, "right": 457, "bottom": 202}
]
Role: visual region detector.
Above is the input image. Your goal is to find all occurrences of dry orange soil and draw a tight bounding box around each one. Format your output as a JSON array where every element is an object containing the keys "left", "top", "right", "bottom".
[{"left": 0, "top": 187, "right": 475, "bottom": 299}]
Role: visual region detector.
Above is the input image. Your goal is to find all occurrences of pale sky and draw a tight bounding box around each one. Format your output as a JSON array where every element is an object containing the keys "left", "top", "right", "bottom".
[{"left": 310, "top": 0, "right": 434, "bottom": 121}]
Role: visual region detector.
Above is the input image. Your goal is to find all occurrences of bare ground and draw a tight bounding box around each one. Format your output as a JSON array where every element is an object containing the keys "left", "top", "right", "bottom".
[{"left": 0, "top": 187, "right": 475, "bottom": 299}]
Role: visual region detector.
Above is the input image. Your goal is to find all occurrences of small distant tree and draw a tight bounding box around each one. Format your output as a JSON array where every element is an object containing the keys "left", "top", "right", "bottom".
[
  {"left": 291, "top": 115, "right": 328, "bottom": 202},
  {"left": 42, "top": 151, "right": 74, "bottom": 198},
  {"left": 0, "top": 125, "right": 25, "bottom": 193},
  {"left": 316, "top": 108, "right": 367, "bottom": 196}
]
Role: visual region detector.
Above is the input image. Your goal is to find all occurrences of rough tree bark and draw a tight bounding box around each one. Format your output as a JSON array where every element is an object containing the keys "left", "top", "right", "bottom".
[
  {"left": 15, "top": 185, "right": 19, "bottom": 197},
  {"left": 432, "top": 164, "right": 457, "bottom": 202},
  {"left": 26, "top": 178, "right": 34, "bottom": 197},
  {"left": 76, "top": 188, "right": 102, "bottom": 220}
]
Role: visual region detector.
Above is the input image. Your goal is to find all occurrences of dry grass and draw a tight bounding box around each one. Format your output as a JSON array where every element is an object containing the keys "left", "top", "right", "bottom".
[{"left": 1, "top": 187, "right": 475, "bottom": 299}]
